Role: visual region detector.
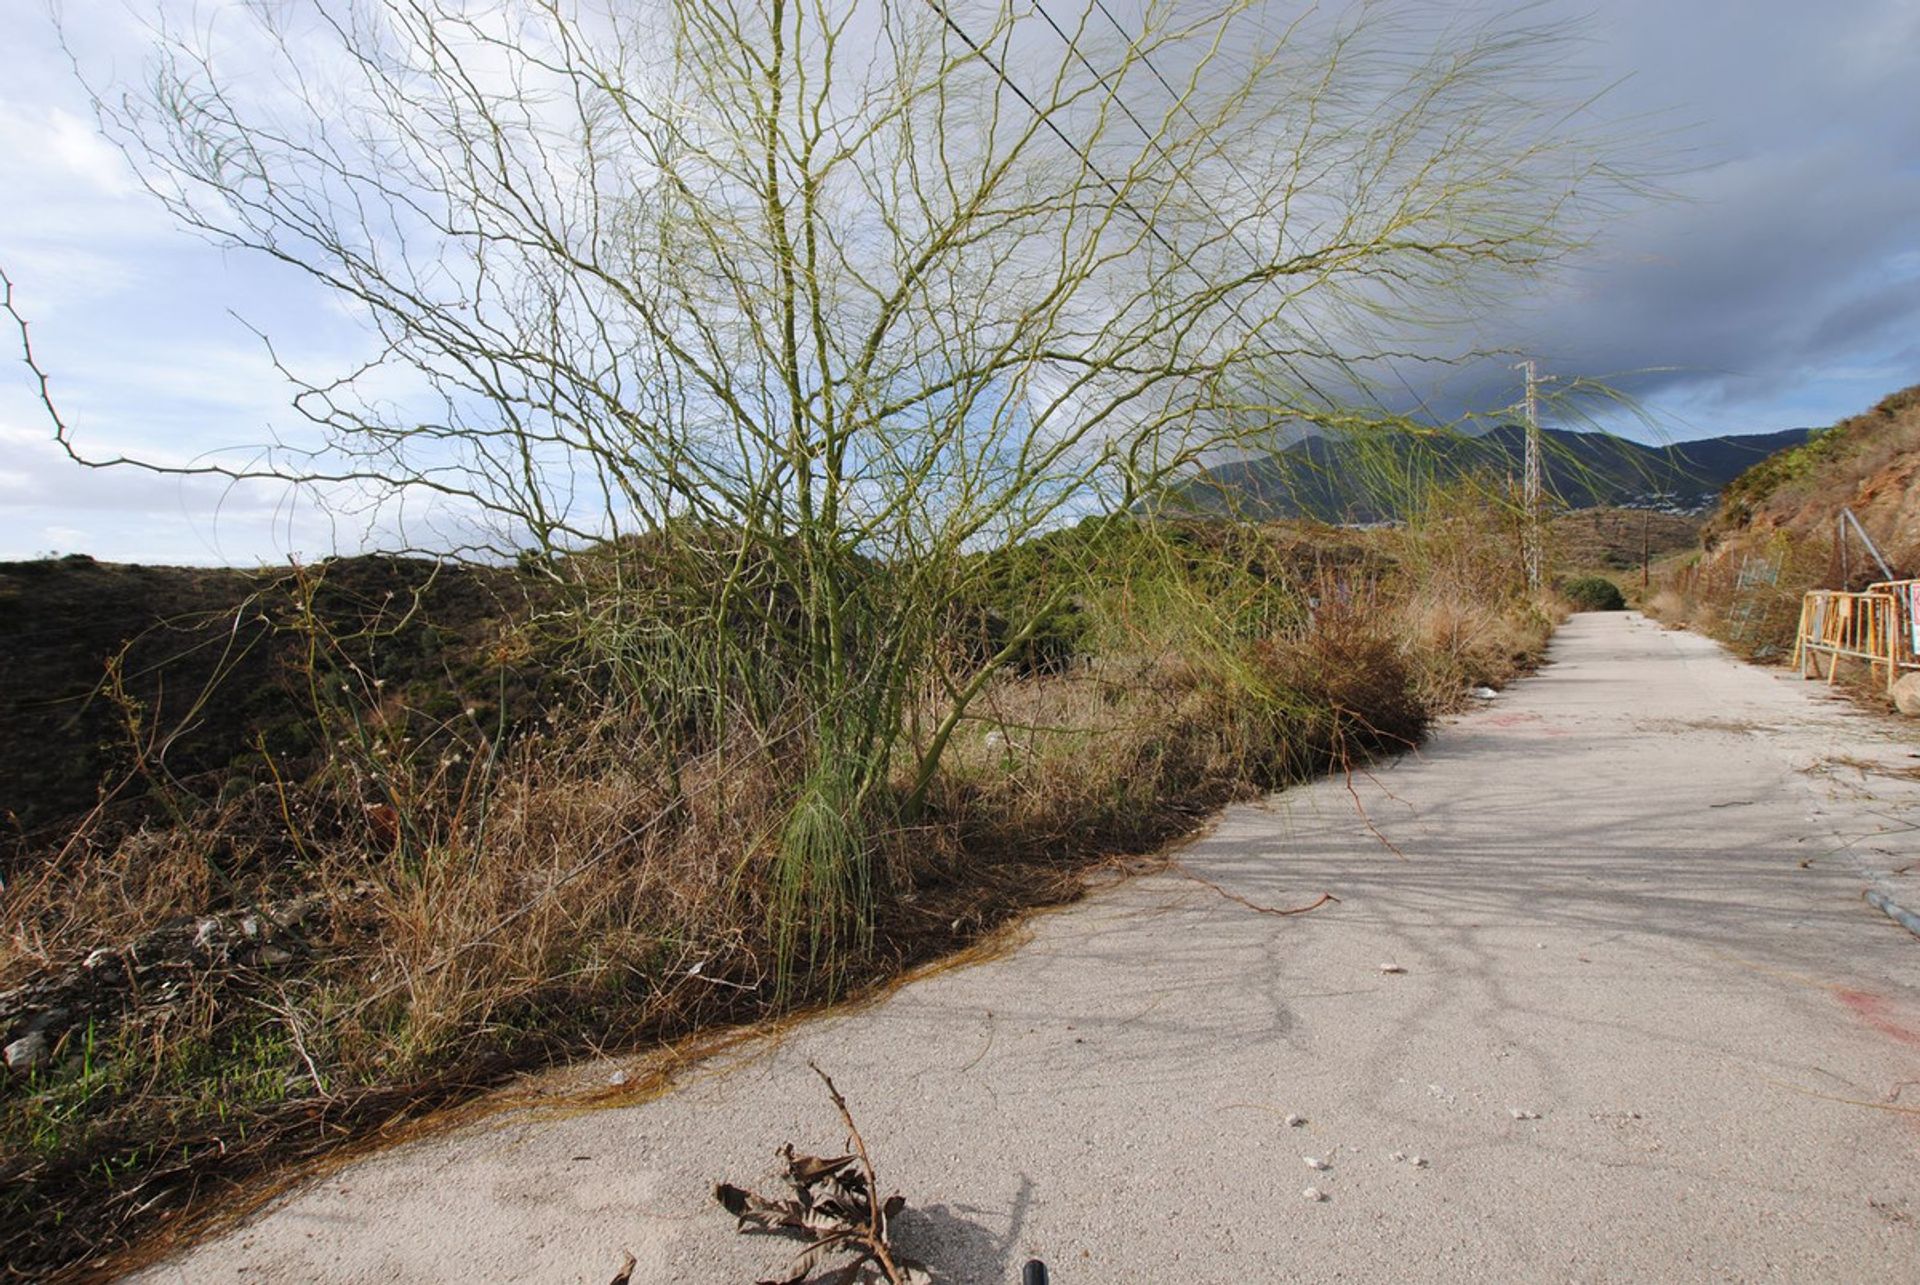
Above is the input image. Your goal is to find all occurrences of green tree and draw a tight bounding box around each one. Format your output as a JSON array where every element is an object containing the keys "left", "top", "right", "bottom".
[{"left": 14, "top": 0, "right": 1636, "bottom": 967}]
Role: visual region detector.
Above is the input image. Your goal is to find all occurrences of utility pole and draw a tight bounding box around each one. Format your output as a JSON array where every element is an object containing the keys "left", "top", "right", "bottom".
[
  {"left": 1642, "top": 507, "right": 1651, "bottom": 592},
  {"left": 1516, "top": 359, "right": 1542, "bottom": 591}
]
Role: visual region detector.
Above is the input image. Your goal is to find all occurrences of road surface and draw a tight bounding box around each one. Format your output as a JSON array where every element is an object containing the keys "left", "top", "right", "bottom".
[{"left": 136, "top": 613, "right": 1920, "bottom": 1283}]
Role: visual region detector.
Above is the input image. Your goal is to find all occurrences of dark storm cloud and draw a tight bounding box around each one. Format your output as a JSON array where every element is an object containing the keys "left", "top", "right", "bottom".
[{"left": 1429, "top": 0, "right": 1920, "bottom": 433}]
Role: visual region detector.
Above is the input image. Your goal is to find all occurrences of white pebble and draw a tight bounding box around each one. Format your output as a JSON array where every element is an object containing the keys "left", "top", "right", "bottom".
[
  {"left": 1378, "top": 962, "right": 1406, "bottom": 974},
  {"left": 1389, "top": 1151, "right": 1407, "bottom": 1163},
  {"left": 1284, "top": 1113, "right": 1306, "bottom": 1128},
  {"left": 1303, "top": 1186, "right": 1327, "bottom": 1202},
  {"left": 608, "top": 1069, "right": 630, "bottom": 1087},
  {"left": 1509, "top": 1108, "right": 1540, "bottom": 1120},
  {"left": 1304, "top": 1156, "right": 1330, "bottom": 1171},
  {"left": 1410, "top": 1155, "right": 1429, "bottom": 1168}
]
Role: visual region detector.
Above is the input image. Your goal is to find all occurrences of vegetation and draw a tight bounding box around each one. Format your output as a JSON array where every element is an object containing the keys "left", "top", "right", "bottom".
[
  {"left": 11, "top": 0, "right": 1637, "bottom": 971},
  {"left": 1561, "top": 576, "right": 1626, "bottom": 612},
  {"left": 1547, "top": 507, "right": 1701, "bottom": 578},
  {"left": 1652, "top": 383, "right": 1920, "bottom": 663},
  {"left": 0, "top": 501, "right": 1559, "bottom": 1279},
  {"left": 0, "top": 0, "right": 1641, "bottom": 1274},
  {"left": 1709, "top": 387, "right": 1917, "bottom": 540}
]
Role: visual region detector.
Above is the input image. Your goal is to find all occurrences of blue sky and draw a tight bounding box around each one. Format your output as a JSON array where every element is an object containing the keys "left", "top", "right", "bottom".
[{"left": 2, "top": 0, "right": 1917, "bottom": 564}]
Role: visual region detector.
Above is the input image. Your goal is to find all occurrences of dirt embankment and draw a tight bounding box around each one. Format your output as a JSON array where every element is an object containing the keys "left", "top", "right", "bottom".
[
  {"left": 1548, "top": 507, "right": 1702, "bottom": 576},
  {"left": 0, "top": 555, "right": 543, "bottom": 844}
]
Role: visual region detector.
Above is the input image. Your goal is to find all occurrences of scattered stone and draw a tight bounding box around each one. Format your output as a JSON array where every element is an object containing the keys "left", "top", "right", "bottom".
[
  {"left": 1389, "top": 1151, "right": 1407, "bottom": 1163},
  {"left": 5, "top": 1030, "right": 50, "bottom": 1072},
  {"left": 1472, "top": 686, "right": 1498, "bottom": 700},
  {"left": 1410, "top": 1155, "right": 1430, "bottom": 1168},
  {"left": 609, "top": 1069, "right": 630, "bottom": 1087},
  {"left": 1303, "top": 1187, "right": 1327, "bottom": 1202},
  {"left": 1284, "top": 1113, "right": 1306, "bottom": 1128},
  {"left": 1379, "top": 962, "right": 1406, "bottom": 974},
  {"left": 1509, "top": 1108, "right": 1541, "bottom": 1120},
  {"left": 1894, "top": 673, "right": 1920, "bottom": 717},
  {"left": 1304, "top": 1156, "right": 1330, "bottom": 1171},
  {"left": 3, "top": 893, "right": 335, "bottom": 1078}
]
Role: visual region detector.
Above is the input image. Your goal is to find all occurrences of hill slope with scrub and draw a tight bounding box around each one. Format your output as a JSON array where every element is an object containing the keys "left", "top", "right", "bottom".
[{"left": 1654, "top": 384, "right": 1920, "bottom": 658}]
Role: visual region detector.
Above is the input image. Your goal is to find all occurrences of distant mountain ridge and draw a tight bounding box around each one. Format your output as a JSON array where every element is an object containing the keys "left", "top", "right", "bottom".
[{"left": 1162, "top": 425, "right": 1817, "bottom": 522}]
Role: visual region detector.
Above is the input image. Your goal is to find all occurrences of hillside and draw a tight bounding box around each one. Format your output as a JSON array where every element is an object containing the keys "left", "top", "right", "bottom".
[
  {"left": 0, "top": 556, "right": 545, "bottom": 842},
  {"left": 1164, "top": 424, "right": 1815, "bottom": 522},
  {"left": 1655, "top": 383, "right": 1920, "bottom": 658},
  {"left": 1549, "top": 507, "right": 1704, "bottom": 574},
  {"left": 1706, "top": 384, "right": 1920, "bottom": 574}
]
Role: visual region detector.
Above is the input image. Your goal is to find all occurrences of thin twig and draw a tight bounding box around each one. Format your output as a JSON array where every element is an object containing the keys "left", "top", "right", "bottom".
[
  {"left": 1168, "top": 860, "right": 1340, "bottom": 917},
  {"left": 809, "top": 1062, "right": 905, "bottom": 1285},
  {"left": 1339, "top": 748, "right": 1409, "bottom": 861}
]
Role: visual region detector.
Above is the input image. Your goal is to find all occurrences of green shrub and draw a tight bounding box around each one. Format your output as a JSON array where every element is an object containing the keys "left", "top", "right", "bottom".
[{"left": 1563, "top": 575, "right": 1626, "bottom": 611}]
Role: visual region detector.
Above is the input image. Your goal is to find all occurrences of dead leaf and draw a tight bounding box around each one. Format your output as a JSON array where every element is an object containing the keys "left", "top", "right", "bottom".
[{"left": 713, "top": 1066, "right": 926, "bottom": 1285}]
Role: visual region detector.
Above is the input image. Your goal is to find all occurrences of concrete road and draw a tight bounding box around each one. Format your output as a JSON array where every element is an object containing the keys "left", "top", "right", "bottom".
[{"left": 135, "top": 614, "right": 1920, "bottom": 1283}]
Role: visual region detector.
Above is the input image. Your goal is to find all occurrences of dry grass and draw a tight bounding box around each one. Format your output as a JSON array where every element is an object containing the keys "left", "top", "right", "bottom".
[
  {"left": 1548, "top": 507, "right": 1702, "bottom": 577},
  {"left": 0, "top": 518, "right": 1556, "bottom": 1281}
]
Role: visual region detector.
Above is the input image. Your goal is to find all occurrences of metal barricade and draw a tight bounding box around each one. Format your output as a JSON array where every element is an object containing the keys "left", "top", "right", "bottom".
[{"left": 1793, "top": 582, "right": 1920, "bottom": 691}]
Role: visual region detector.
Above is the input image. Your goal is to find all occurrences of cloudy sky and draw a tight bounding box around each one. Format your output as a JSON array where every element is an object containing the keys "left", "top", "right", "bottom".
[{"left": 2, "top": 0, "right": 1917, "bottom": 564}]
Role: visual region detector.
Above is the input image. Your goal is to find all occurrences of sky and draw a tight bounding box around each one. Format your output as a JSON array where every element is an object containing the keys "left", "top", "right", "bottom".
[{"left": 1, "top": 0, "right": 1917, "bottom": 564}]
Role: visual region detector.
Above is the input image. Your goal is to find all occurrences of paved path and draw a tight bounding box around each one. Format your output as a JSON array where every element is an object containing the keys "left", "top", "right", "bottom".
[{"left": 138, "top": 614, "right": 1920, "bottom": 1283}]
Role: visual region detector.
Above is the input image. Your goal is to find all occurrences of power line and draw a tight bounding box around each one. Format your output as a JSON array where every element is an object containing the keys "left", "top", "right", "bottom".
[
  {"left": 916, "top": 0, "right": 1338, "bottom": 418},
  {"left": 1079, "top": 0, "right": 1446, "bottom": 429}
]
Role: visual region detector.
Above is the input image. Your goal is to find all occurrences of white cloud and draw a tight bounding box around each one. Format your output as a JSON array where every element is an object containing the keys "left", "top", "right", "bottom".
[{"left": 42, "top": 106, "right": 142, "bottom": 198}]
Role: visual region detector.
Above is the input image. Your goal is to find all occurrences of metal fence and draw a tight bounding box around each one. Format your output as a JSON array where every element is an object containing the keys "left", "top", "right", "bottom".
[{"left": 1794, "top": 580, "right": 1920, "bottom": 690}]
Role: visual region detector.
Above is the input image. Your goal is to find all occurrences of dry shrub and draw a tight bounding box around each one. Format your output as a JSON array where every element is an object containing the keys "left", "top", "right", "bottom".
[
  {"left": 1644, "top": 587, "right": 1689, "bottom": 625},
  {"left": 1387, "top": 579, "right": 1557, "bottom": 710},
  {"left": 1654, "top": 532, "right": 1830, "bottom": 660},
  {"left": 1, "top": 513, "right": 1556, "bottom": 1281},
  {"left": 1248, "top": 597, "right": 1429, "bottom": 764}
]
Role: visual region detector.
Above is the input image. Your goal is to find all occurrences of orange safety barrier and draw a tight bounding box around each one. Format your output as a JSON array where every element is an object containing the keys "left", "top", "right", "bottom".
[{"left": 1794, "top": 580, "right": 1920, "bottom": 691}]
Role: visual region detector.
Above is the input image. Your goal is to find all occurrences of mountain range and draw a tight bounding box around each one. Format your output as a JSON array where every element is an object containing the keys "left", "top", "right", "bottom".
[{"left": 1160, "top": 425, "right": 1816, "bottom": 522}]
